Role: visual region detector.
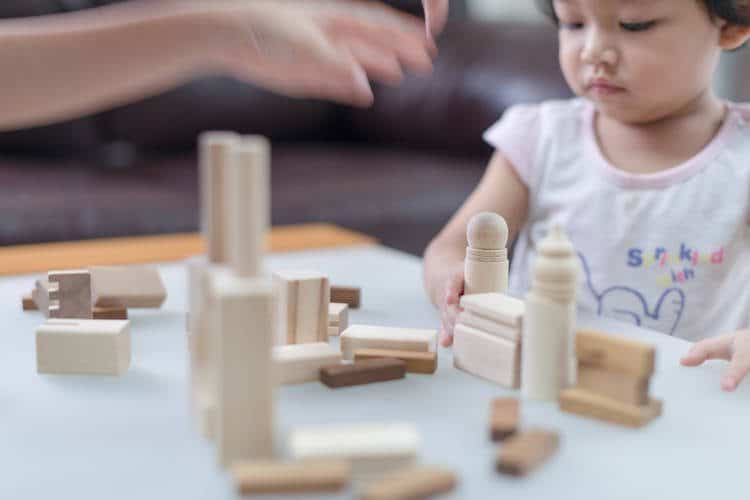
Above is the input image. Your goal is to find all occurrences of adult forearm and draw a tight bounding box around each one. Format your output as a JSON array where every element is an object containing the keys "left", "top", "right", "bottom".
[{"left": 0, "top": 1, "right": 223, "bottom": 130}]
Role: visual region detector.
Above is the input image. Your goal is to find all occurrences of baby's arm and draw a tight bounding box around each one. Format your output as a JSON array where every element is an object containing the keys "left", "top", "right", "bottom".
[
  {"left": 681, "top": 329, "right": 750, "bottom": 391},
  {"left": 423, "top": 150, "right": 529, "bottom": 346}
]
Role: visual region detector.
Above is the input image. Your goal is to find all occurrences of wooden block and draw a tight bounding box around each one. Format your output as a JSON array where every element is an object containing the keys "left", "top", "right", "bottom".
[
  {"left": 458, "top": 310, "right": 521, "bottom": 343},
  {"left": 453, "top": 324, "right": 520, "bottom": 389},
  {"left": 48, "top": 270, "right": 92, "bottom": 319},
  {"left": 274, "top": 342, "right": 342, "bottom": 385},
  {"left": 559, "top": 387, "right": 662, "bottom": 428},
  {"left": 490, "top": 398, "right": 519, "bottom": 442},
  {"left": 339, "top": 325, "right": 437, "bottom": 361},
  {"left": 90, "top": 265, "right": 167, "bottom": 308},
  {"left": 22, "top": 294, "right": 37, "bottom": 311},
  {"left": 577, "top": 366, "right": 649, "bottom": 406},
  {"left": 199, "top": 131, "right": 237, "bottom": 263},
  {"left": 92, "top": 306, "right": 128, "bottom": 320},
  {"left": 354, "top": 348, "right": 437, "bottom": 374},
  {"left": 232, "top": 460, "right": 350, "bottom": 494},
  {"left": 496, "top": 429, "right": 560, "bottom": 477},
  {"left": 361, "top": 466, "right": 457, "bottom": 500},
  {"left": 274, "top": 270, "right": 330, "bottom": 345},
  {"left": 328, "top": 326, "right": 340, "bottom": 337},
  {"left": 36, "top": 319, "right": 131, "bottom": 375},
  {"left": 32, "top": 279, "right": 50, "bottom": 317},
  {"left": 576, "top": 330, "right": 655, "bottom": 378},
  {"left": 320, "top": 358, "right": 406, "bottom": 388},
  {"left": 329, "top": 302, "right": 349, "bottom": 326},
  {"left": 228, "top": 137, "right": 269, "bottom": 277},
  {"left": 289, "top": 423, "right": 419, "bottom": 480},
  {"left": 211, "top": 270, "right": 274, "bottom": 467},
  {"left": 459, "top": 293, "right": 525, "bottom": 328},
  {"left": 331, "top": 285, "right": 361, "bottom": 308}
]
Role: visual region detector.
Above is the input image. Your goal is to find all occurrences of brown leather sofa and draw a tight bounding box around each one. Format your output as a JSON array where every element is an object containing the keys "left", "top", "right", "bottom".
[{"left": 0, "top": 1, "right": 570, "bottom": 255}]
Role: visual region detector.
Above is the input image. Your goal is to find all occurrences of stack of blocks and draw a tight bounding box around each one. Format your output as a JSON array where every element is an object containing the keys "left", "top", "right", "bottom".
[
  {"left": 453, "top": 293, "right": 525, "bottom": 388},
  {"left": 328, "top": 302, "right": 349, "bottom": 336},
  {"left": 559, "top": 330, "right": 663, "bottom": 428}
]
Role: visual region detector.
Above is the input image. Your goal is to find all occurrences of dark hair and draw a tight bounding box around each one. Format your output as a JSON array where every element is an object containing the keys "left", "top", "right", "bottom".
[{"left": 537, "top": 0, "right": 750, "bottom": 26}]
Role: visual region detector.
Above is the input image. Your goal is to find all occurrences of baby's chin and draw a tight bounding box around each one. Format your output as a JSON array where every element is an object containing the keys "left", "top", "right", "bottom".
[{"left": 582, "top": 94, "right": 675, "bottom": 126}]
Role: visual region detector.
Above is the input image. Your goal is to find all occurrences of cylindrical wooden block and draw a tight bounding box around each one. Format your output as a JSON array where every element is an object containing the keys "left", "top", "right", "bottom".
[
  {"left": 464, "top": 258, "right": 509, "bottom": 295},
  {"left": 199, "top": 132, "right": 238, "bottom": 264}
]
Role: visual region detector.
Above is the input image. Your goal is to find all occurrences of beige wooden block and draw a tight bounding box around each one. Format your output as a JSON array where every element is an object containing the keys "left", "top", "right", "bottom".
[
  {"left": 228, "top": 137, "right": 269, "bottom": 278},
  {"left": 576, "top": 330, "right": 655, "bottom": 378},
  {"left": 496, "top": 429, "right": 560, "bottom": 476},
  {"left": 90, "top": 265, "right": 167, "bottom": 308},
  {"left": 453, "top": 324, "right": 520, "bottom": 389},
  {"left": 457, "top": 310, "right": 521, "bottom": 343},
  {"left": 22, "top": 294, "right": 37, "bottom": 311},
  {"left": 32, "top": 279, "right": 50, "bottom": 317},
  {"left": 354, "top": 348, "right": 437, "bottom": 374},
  {"left": 274, "top": 270, "right": 330, "bottom": 345},
  {"left": 199, "top": 131, "right": 237, "bottom": 263},
  {"left": 577, "top": 366, "right": 650, "bottom": 406},
  {"left": 490, "top": 398, "right": 519, "bottom": 442},
  {"left": 273, "top": 342, "right": 342, "bottom": 385},
  {"left": 211, "top": 270, "right": 275, "bottom": 467},
  {"left": 361, "top": 466, "right": 457, "bottom": 500},
  {"left": 460, "top": 293, "right": 525, "bottom": 328},
  {"left": 36, "top": 319, "right": 131, "bottom": 375},
  {"left": 331, "top": 285, "right": 361, "bottom": 308},
  {"left": 329, "top": 302, "right": 349, "bottom": 327},
  {"left": 328, "top": 326, "right": 340, "bottom": 337},
  {"left": 340, "top": 325, "right": 437, "bottom": 361},
  {"left": 289, "top": 423, "right": 419, "bottom": 481},
  {"left": 559, "top": 387, "right": 662, "bottom": 428},
  {"left": 48, "top": 270, "right": 92, "bottom": 319},
  {"left": 232, "top": 460, "right": 350, "bottom": 495}
]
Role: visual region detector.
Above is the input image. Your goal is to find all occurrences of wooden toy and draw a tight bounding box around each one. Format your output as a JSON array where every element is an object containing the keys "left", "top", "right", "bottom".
[
  {"left": 457, "top": 310, "right": 521, "bottom": 342},
  {"left": 464, "top": 212, "right": 509, "bottom": 295},
  {"left": 490, "top": 398, "right": 519, "bottom": 442},
  {"left": 274, "top": 342, "right": 342, "bottom": 385},
  {"left": 22, "top": 294, "right": 36, "bottom": 310},
  {"left": 320, "top": 358, "right": 406, "bottom": 388},
  {"left": 496, "top": 429, "right": 560, "bottom": 477},
  {"left": 559, "top": 388, "right": 662, "bottom": 428},
  {"left": 32, "top": 279, "right": 50, "bottom": 315},
  {"left": 90, "top": 265, "right": 166, "bottom": 309},
  {"left": 353, "top": 348, "right": 437, "bottom": 374},
  {"left": 361, "top": 466, "right": 457, "bottom": 500},
  {"left": 232, "top": 460, "right": 350, "bottom": 494},
  {"left": 48, "top": 270, "right": 92, "bottom": 319},
  {"left": 339, "top": 325, "right": 437, "bottom": 361},
  {"left": 274, "top": 270, "right": 330, "bottom": 345},
  {"left": 331, "top": 285, "right": 361, "bottom": 308},
  {"left": 459, "top": 293, "right": 524, "bottom": 328},
  {"left": 199, "top": 131, "right": 237, "bottom": 263},
  {"left": 328, "top": 302, "right": 349, "bottom": 336},
  {"left": 453, "top": 324, "right": 520, "bottom": 388}
]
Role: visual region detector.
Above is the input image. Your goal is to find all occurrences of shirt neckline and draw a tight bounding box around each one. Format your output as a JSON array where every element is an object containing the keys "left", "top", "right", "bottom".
[{"left": 582, "top": 99, "right": 740, "bottom": 189}]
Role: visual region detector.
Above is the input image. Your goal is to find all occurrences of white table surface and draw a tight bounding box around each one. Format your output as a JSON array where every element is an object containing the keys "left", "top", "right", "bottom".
[{"left": 1, "top": 245, "right": 746, "bottom": 500}]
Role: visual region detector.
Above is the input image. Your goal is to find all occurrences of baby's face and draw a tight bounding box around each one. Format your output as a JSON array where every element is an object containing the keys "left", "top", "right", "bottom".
[{"left": 553, "top": 0, "right": 723, "bottom": 124}]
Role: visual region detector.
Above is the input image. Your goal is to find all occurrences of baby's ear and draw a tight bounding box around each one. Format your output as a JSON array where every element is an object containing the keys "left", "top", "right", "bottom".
[{"left": 719, "top": 23, "right": 750, "bottom": 50}]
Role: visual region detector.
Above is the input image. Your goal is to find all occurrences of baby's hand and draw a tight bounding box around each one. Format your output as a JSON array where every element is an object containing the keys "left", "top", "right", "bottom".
[
  {"left": 680, "top": 329, "right": 750, "bottom": 391},
  {"left": 439, "top": 269, "right": 464, "bottom": 347}
]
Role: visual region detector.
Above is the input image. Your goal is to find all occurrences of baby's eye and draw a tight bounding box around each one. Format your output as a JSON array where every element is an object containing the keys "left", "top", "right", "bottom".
[
  {"left": 559, "top": 21, "right": 585, "bottom": 31},
  {"left": 620, "top": 20, "right": 657, "bottom": 32}
]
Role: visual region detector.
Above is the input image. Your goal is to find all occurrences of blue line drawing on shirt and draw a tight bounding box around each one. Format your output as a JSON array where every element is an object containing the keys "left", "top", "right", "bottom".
[{"left": 578, "top": 253, "right": 685, "bottom": 336}]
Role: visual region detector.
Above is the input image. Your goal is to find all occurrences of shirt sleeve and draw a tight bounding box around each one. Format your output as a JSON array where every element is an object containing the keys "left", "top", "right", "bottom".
[{"left": 482, "top": 104, "right": 542, "bottom": 188}]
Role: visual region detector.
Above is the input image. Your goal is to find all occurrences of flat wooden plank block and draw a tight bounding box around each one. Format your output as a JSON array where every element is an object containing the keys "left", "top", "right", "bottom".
[
  {"left": 577, "top": 366, "right": 650, "bottom": 406},
  {"left": 339, "top": 325, "right": 437, "bottom": 361},
  {"left": 92, "top": 306, "right": 128, "bottom": 320},
  {"left": 36, "top": 319, "right": 131, "bottom": 375},
  {"left": 458, "top": 311, "right": 521, "bottom": 343},
  {"left": 576, "top": 330, "right": 655, "bottom": 378},
  {"left": 453, "top": 324, "right": 520, "bottom": 389},
  {"left": 459, "top": 293, "right": 525, "bottom": 328},
  {"left": 90, "top": 265, "right": 167, "bottom": 308},
  {"left": 354, "top": 348, "right": 437, "bottom": 374},
  {"left": 232, "top": 460, "right": 350, "bottom": 494},
  {"left": 490, "top": 398, "right": 519, "bottom": 442},
  {"left": 48, "top": 270, "right": 92, "bottom": 319},
  {"left": 559, "top": 387, "right": 662, "bottom": 428},
  {"left": 274, "top": 270, "right": 330, "bottom": 345},
  {"left": 274, "top": 342, "right": 342, "bottom": 385},
  {"left": 320, "top": 358, "right": 406, "bottom": 388},
  {"left": 496, "top": 429, "right": 560, "bottom": 477},
  {"left": 361, "top": 466, "right": 457, "bottom": 500},
  {"left": 331, "top": 285, "right": 361, "bottom": 308},
  {"left": 22, "top": 294, "right": 37, "bottom": 311}
]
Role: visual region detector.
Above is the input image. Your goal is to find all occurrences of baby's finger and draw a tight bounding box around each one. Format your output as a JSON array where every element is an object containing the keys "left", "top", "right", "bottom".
[
  {"left": 721, "top": 354, "right": 750, "bottom": 391},
  {"left": 445, "top": 273, "right": 464, "bottom": 306},
  {"left": 680, "top": 335, "right": 734, "bottom": 366}
]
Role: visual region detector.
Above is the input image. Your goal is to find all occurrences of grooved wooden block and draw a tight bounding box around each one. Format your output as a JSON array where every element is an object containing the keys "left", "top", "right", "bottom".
[
  {"left": 361, "top": 466, "right": 457, "bottom": 500},
  {"left": 490, "top": 398, "right": 519, "bottom": 442},
  {"left": 90, "top": 265, "right": 167, "bottom": 308},
  {"left": 458, "top": 310, "right": 521, "bottom": 343},
  {"left": 559, "top": 387, "right": 662, "bottom": 428},
  {"left": 460, "top": 293, "right": 525, "bottom": 328},
  {"left": 232, "top": 460, "right": 350, "bottom": 494},
  {"left": 340, "top": 325, "right": 437, "bottom": 361},
  {"left": 36, "top": 319, "right": 131, "bottom": 375},
  {"left": 576, "top": 330, "right": 655, "bottom": 378},
  {"left": 331, "top": 285, "right": 361, "bottom": 308},
  {"left": 274, "top": 342, "right": 342, "bottom": 385},
  {"left": 354, "top": 348, "right": 437, "bottom": 374},
  {"left": 496, "top": 429, "right": 560, "bottom": 477},
  {"left": 577, "top": 366, "right": 649, "bottom": 406},
  {"left": 453, "top": 324, "right": 520, "bottom": 388},
  {"left": 22, "top": 294, "right": 37, "bottom": 311},
  {"left": 274, "top": 270, "right": 330, "bottom": 345},
  {"left": 48, "top": 270, "right": 92, "bottom": 319},
  {"left": 320, "top": 358, "right": 406, "bottom": 388},
  {"left": 32, "top": 279, "right": 50, "bottom": 317}
]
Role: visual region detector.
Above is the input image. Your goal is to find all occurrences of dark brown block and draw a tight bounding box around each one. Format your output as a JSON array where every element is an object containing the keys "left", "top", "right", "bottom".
[
  {"left": 22, "top": 294, "right": 37, "bottom": 311},
  {"left": 490, "top": 398, "right": 519, "bottom": 442},
  {"left": 496, "top": 429, "right": 560, "bottom": 477},
  {"left": 331, "top": 286, "right": 361, "bottom": 309},
  {"left": 320, "top": 358, "right": 405, "bottom": 388},
  {"left": 93, "top": 306, "right": 128, "bottom": 320}
]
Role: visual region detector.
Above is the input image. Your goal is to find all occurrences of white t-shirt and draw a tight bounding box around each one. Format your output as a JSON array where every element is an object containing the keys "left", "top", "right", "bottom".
[{"left": 483, "top": 98, "right": 750, "bottom": 341}]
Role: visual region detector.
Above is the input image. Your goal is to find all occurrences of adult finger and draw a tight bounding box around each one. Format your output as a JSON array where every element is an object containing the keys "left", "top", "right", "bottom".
[
  {"left": 346, "top": 40, "right": 404, "bottom": 85},
  {"left": 423, "top": 0, "right": 449, "bottom": 37},
  {"left": 680, "top": 335, "right": 734, "bottom": 366}
]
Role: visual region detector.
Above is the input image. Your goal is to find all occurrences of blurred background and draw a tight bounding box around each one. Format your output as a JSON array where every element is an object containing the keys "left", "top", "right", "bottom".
[{"left": 0, "top": 0, "right": 746, "bottom": 256}]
